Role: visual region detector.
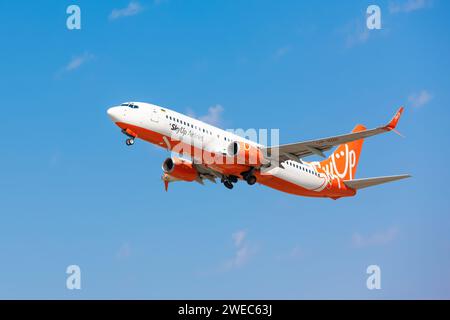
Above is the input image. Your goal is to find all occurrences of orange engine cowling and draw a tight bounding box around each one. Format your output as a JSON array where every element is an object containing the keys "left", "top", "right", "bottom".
[
  {"left": 162, "top": 157, "right": 198, "bottom": 182},
  {"left": 227, "top": 141, "right": 264, "bottom": 166}
]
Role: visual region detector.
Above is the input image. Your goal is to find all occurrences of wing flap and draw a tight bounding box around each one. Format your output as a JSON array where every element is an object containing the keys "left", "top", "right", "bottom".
[{"left": 343, "top": 174, "right": 411, "bottom": 190}]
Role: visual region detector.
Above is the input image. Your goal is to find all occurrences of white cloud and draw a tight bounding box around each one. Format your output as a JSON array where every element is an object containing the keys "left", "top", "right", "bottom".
[
  {"left": 232, "top": 230, "right": 246, "bottom": 247},
  {"left": 226, "top": 246, "right": 250, "bottom": 269},
  {"left": 408, "top": 90, "right": 433, "bottom": 108},
  {"left": 109, "top": 1, "right": 143, "bottom": 20},
  {"left": 340, "top": 1, "right": 432, "bottom": 48},
  {"left": 274, "top": 45, "right": 291, "bottom": 59},
  {"left": 352, "top": 227, "right": 398, "bottom": 248},
  {"left": 276, "top": 245, "right": 304, "bottom": 261},
  {"left": 275, "top": 245, "right": 305, "bottom": 262},
  {"left": 389, "top": 0, "right": 433, "bottom": 14},
  {"left": 64, "top": 52, "right": 94, "bottom": 72},
  {"left": 116, "top": 242, "right": 132, "bottom": 259},
  {"left": 199, "top": 104, "right": 224, "bottom": 126},
  {"left": 289, "top": 245, "right": 303, "bottom": 259},
  {"left": 49, "top": 151, "right": 62, "bottom": 167},
  {"left": 223, "top": 230, "right": 252, "bottom": 270},
  {"left": 343, "top": 19, "right": 371, "bottom": 48},
  {"left": 186, "top": 107, "right": 196, "bottom": 118}
]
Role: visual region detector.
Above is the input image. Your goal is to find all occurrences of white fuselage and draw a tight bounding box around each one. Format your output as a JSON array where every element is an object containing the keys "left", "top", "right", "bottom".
[{"left": 107, "top": 102, "right": 329, "bottom": 193}]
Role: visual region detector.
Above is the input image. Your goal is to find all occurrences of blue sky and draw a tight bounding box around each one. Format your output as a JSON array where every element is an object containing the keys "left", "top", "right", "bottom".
[{"left": 0, "top": 0, "right": 449, "bottom": 299}]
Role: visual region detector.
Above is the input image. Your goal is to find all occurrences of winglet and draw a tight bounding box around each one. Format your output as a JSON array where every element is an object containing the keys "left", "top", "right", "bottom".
[{"left": 385, "top": 107, "right": 404, "bottom": 131}]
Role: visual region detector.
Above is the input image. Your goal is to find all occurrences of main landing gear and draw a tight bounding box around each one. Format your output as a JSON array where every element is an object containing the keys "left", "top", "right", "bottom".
[
  {"left": 221, "top": 171, "right": 258, "bottom": 189},
  {"left": 125, "top": 138, "right": 135, "bottom": 146},
  {"left": 221, "top": 174, "right": 254, "bottom": 189},
  {"left": 224, "top": 180, "right": 234, "bottom": 190},
  {"left": 241, "top": 169, "right": 257, "bottom": 185},
  {"left": 222, "top": 175, "right": 238, "bottom": 190},
  {"left": 246, "top": 175, "right": 257, "bottom": 185}
]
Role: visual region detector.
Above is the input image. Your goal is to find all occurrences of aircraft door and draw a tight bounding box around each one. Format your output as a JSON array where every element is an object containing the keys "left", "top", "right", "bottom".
[{"left": 151, "top": 108, "right": 159, "bottom": 123}]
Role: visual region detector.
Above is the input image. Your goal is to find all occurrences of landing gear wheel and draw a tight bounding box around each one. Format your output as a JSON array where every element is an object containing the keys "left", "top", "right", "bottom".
[
  {"left": 126, "top": 138, "right": 135, "bottom": 146},
  {"left": 246, "top": 175, "right": 257, "bottom": 185},
  {"left": 229, "top": 175, "right": 238, "bottom": 183},
  {"left": 224, "top": 181, "right": 234, "bottom": 189}
]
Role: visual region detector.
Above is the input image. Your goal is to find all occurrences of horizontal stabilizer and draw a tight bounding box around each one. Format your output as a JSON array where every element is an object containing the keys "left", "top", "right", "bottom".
[{"left": 344, "top": 174, "right": 411, "bottom": 190}]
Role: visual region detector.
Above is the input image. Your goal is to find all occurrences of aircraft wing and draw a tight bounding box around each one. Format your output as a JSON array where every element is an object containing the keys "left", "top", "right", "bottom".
[
  {"left": 192, "top": 163, "right": 219, "bottom": 183},
  {"left": 262, "top": 107, "right": 404, "bottom": 163}
]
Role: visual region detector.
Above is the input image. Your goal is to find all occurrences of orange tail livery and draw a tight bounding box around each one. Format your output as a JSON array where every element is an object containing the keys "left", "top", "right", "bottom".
[{"left": 318, "top": 124, "right": 366, "bottom": 181}]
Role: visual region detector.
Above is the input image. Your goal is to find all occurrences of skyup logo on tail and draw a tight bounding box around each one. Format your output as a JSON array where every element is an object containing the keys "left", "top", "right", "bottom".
[{"left": 314, "top": 125, "right": 366, "bottom": 182}]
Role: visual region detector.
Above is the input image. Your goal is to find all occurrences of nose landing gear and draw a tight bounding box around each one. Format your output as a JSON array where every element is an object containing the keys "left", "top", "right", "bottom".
[{"left": 122, "top": 128, "right": 137, "bottom": 146}]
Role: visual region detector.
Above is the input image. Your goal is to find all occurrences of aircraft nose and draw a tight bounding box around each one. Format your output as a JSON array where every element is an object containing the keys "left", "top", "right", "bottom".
[{"left": 107, "top": 107, "right": 121, "bottom": 122}]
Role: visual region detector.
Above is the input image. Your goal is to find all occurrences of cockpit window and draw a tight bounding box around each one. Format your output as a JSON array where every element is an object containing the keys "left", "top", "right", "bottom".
[{"left": 120, "top": 102, "right": 139, "bottom": 109}]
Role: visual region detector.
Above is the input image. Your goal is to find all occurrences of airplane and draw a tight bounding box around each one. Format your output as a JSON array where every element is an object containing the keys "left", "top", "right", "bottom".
[{"left": 107, "top": 102, "right": 410, "bottom": 199}]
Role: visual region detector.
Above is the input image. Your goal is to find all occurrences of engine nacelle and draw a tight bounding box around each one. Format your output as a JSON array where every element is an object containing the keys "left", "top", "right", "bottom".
[
  {"left": 162, "top": 157, "right": 198, "bottom": 182},
  {"left": 227, "top": 141, "right": 264, "bottom": 166}
]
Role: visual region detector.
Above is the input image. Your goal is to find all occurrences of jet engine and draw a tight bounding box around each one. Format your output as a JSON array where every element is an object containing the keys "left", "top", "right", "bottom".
[
  {"left": 227, "top": 141, "right": 264, "bottom": 166},
  {"left": 162, "top": 157, "right": 198, "bottom": 182}
]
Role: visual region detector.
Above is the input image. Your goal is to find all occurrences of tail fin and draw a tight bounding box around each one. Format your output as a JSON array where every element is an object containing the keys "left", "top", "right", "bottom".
[{"left": 319, "top": 124, "right": 366, "bottom": 181}]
